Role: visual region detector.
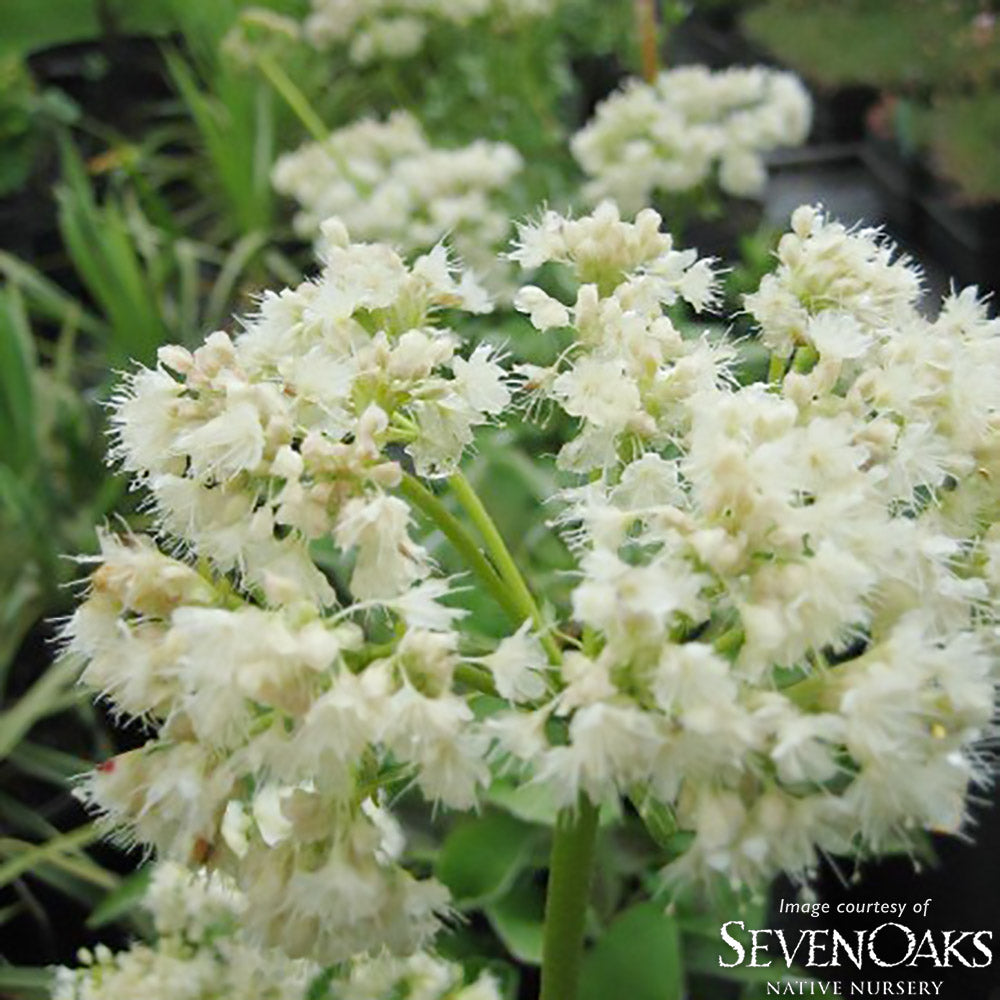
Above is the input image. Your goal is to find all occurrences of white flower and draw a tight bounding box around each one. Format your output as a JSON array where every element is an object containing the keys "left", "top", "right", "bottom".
[
  {"left": 572, "top": 66, "right": 812, "bottom": 212},
  {"left": 304, "top": 0, "right": 553, "bottom": 64},
  {"left": 514, "top": 285, "right": 571, "bottom": 330},
  {"left": 335, "top": 494, "right": 429, "bottom": 599},
  {"left": 476, "top": 620, "right": 549, "bottom": 702},
  {"left": 272, "top": 112, "right": 521, "bottom": 280},
  {"left": 451, "top": 344, "right": 510, "bottom": 415}
]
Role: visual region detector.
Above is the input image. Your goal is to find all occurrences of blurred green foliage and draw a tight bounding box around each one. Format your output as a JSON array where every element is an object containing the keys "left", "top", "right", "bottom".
[
  {"left": 746, "top": 0, "right": 1000, "bottom": 201},
  {"left": 924, "top": 91, "right": 1000, "bottom": 203},
  {"left": 745, "top": 0, "right": 1000, "bottom": 91}
]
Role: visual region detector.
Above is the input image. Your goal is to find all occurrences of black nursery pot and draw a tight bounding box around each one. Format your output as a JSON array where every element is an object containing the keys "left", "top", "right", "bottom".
[
  {"left": 919, "top": 192, "right": 1000, "bottom": 296},
  {"left": 668, "top": 8, "right": 767, "bottom": 70},
  {"left": 861, "top": 135, "right": 928, "bottom": 240},
  {"left": 810, "top": 85, "right": 880, "bottom": 144}
]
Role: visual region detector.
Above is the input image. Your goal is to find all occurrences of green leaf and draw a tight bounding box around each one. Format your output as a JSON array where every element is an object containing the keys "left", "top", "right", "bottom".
[
  {"left": 484, "top": 874, "right": 545, "bottom": 965},
  {"left": 86, "top": 866, "right": 153, "bottom": 929},
  {"left": 0, "top": 824, "right": 113, "bottom": 892},
  {"left": 0, "top": 250, "right": 105, "bottom": 337},
  {"left": 685, "top": 935, "right": 814, "bottom": 987},
  {"left": 579, "top": 902, "right": 684, "bottom": 1000},
  {"left": 0, "top": 965, "right": 53, "bottom": 1000},
  {"left": 0, "top": 655, "right": 82, "bottom": 761},
  {"left": 487, "top": 777, "right": 560, "bottom": 827},
  {"left": 0, "top": 287, "right": 38, "bottom": 473},
  {"left": 435, "top": 811, "right": 539, "bottom": 907},
  {"left": 8, "top": 740, "right": 91, "bottom": 785}
]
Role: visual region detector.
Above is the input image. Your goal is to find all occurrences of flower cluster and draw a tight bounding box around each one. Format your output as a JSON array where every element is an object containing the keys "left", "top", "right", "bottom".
[
  {"left": 512, "top": 200, "right": 725, "bottom": 472},
  {"left": 272, "top": 112, "right": 522, "bottom": 278},
  {"left": 53, "top": 863, "right": 503, "bottom": 1000},
  {"left": 64, "top": 201, "right": 1000, "bottom": 971},
  {"left": 571, "top": 66, "right": 812, "bottom": 212},
  {"left": 64, "top": 231, "right": 511, "bottom": 961},
  {"left": 495, "top": 202, "right": 1000, "bottom": 885},
  {"left": 304, "top": 0, "right": 555, "bottom": 65}
]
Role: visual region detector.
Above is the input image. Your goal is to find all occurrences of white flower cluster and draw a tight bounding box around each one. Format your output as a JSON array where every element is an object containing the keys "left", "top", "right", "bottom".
[
  {"left": 496, "top": 202, "right": 1000, "bottom": 885},
  {"left": 64, "top": 230, "right": 511, "bottom": 961},
  {"left": 304, "top": 0, "right": 555, "bottom": 64},
  {"left": 512, "top": 200, "right": 725, "bottom": 472},
  {"left": 272, "top": 112, "right": 522, "bottom": 277},
  {"left": 65, "top": 200, "right": 1000, "bottom": 969},
  {"left": 53, "top": 863, "right": 502, "bottom": 1000},
  {"left": 571, "top": 66, "right": 812, "bottom": 213}
]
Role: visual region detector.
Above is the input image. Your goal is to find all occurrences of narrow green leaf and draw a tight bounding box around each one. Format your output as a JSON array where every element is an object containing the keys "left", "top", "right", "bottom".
[
  {"left": 86, "top": 866, "right": 153, "bottom": 929},
  {"left": 0, "top": 825, "right": 116, "bottom": 892},
  {"left": 0, "top": 655, "right": 82, "bottom": 760},
  {"left": 0, "top": 251, "right": 105, "bottom": 337},
  {"left": 0, "top": 965, "right": 53, "bottom": 1000}
]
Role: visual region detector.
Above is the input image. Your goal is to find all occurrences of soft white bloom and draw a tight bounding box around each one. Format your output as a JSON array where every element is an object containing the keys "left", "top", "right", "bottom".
[
  {"left": 53, "top": 863, "right": 501, "bottom": 1000},
  {"left": 272, "top": 111, "right": 521, "bottom": 278},
  {"left": 476, "top": 619, "right": 549, "bottom": 702},
  {"left": 506, "top": 201, "right": 1000, "bottom": 890},
  {"left": 336, "top": 494, "right": 429, "bottom": 599},
  {"left": 572, "top": 66, "right": 812, "bottom": 213},
  {"left": 304, "top": 0, "right": 554, "bottom": 64}
]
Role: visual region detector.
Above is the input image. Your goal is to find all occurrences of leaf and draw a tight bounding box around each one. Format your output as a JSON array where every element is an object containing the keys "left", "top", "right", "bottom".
[
  {"left": 86, "top": 866, "right": 153, "bottom": 929},
  {"left": 0, "top": 287, "right": 38, "bottom": 473},
  {"left": 0, "top": 251, "right": 105, "bottom": 337},
  {"left": 8, "top": 740, "right": 91, "bottom": 785},
  {"left": 0, "top": 824, "right": 114, "bottom": 892},
  {"left": 435, "top": 811, "right": 539, "bottom": 907},
  {"left": 0, "top": 655, "right": 82, "bottom": 761},
  {"left": 0, "top": 965, "right": 53, "bottom": 1000},
  {"left": 579, "top": 902, "right": 684, "bottom": 1000},
  {"left": 485, "top": 874, "right": 545, "bottom": 965},
  {"left": 685, "top": 934, "right": 815, "bottom": 988},
  {"left": 488, "top": 777, "right": 560, "bottom": 827}
]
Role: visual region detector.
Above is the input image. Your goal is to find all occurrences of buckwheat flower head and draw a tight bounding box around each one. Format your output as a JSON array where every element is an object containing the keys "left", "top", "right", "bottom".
[
  {"left": 65, "top": 200, "right": 1000, "bottom": 969},
  {"left": 272, "top": 112, "right": 522, "bottom": 281},
  {"left": 512, "top": 201, "right": 727, "bottom": 471},
  {"left": 66, "top": 231, "right": 514, "bottom": 964},
  {"left": 303, "top": 0, "right": 555, "bottom": 64},
  {"left": 496, "top": 201, "right": 1000, "bottom": 888},
  {"left": 572, "top": 66, "right": 812, "bottom": 213},
  {"left": 52, "top": 863, "right": 503, "bottom": 1000}
]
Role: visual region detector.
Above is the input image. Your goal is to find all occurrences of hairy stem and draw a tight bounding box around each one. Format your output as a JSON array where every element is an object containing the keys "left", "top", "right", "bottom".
[
  {"left": 539, "top": 797, "right": 600, "bottom": 1000},
  {"left": 447, "top": 471, "right": 562, "bottom": 664}
]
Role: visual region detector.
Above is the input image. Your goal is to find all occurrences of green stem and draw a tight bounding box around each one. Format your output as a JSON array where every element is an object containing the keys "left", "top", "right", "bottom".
[
  {"left": 398, "top": 474, "right": 521, "bottom": 625},
  {"left": 447, "top": 471, "right": 562, "bottom": 665},
  {"left": 539, "top": 797, "right": 600, "bottom": 1000},
  {"left": 453, "top": 663, "right": 499, "bottom": 696},
  {"left": 635, "top": 0, "right": 660, "bottom": 83}
]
